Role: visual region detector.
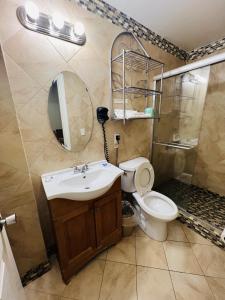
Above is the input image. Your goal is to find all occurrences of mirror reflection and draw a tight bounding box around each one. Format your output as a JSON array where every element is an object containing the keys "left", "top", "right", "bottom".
[{"left": 48, "top": 71, "right": 93, "bottom": 152}]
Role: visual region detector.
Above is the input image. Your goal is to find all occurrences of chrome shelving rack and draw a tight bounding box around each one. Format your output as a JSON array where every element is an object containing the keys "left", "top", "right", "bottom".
[{"left": 110, "top": 32, "right": 164, "bottom": 124}]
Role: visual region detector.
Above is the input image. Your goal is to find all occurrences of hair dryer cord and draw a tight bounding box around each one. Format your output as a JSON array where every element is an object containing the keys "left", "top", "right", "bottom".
[{"left": 102, "top": 123, "right": 109, "bottom": 162}]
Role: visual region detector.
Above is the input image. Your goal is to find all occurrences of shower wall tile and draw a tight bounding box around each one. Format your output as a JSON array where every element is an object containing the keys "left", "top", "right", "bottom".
[
  {"left": 0, "top": 0, "right": 183, "bottom": 272},
  {"left": 193, "top": 62, "right": 225, "bottom": 196}
]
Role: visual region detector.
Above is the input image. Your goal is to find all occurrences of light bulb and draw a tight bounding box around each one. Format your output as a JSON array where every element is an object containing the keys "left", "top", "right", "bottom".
[
  {"left": 52, "top": 12, "right": 64, "bottom": 30},
  {"left": 25, "top": 1, "right": 39, "bottom": 20},
  {"left": 74, "top": 22, "right": 85, "bottom": 36}
]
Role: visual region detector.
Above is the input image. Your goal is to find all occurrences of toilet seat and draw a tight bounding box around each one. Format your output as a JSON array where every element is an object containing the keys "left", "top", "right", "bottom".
[
  {"left": 134, "top": 161, "right": 154, "bottom": 196},
  {"left": 133, "top": 160, "right": 178, "bottom": 221},
  {"left": 133, "top": 191, "right": 178, "bottom": 221},
  {"left": 119, "top": 157, "right": 178, "bottom": 241}
]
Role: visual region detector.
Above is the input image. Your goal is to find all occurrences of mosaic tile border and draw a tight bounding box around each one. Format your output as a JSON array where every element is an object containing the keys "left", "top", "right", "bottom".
[
  {"left": 155, "top": 179, "right": 225, "bottom": 232},
  {"left": 178, "top": 208, "right": 225, "bottom": 249},
  {"left": 188, "top": 37, "right": 225, "bottom": 60},
  {"left": 123, "top": 191, "right": 225, "bottom": 250},
  {"left": 72, "top": 0, "right": 188, "bottom": 60},
  {"left": 70, "top": 0, "right": 225, "bottom": 62},
  {"left": 21, "top": 260, "right": 51, "bottom": 287}
]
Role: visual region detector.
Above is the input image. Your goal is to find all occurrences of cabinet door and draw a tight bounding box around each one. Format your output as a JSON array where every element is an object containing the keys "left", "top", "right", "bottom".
[
  {"left": 95, "top": 192, "right": 122, "bottom": 248},
  {"left": 54, "top": 204, "right": 96, "bottom": 282}
]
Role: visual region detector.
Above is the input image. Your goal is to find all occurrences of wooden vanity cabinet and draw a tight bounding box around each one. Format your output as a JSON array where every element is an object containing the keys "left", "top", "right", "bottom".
[{"left": 48, "top": 178, "right": 122, "bottom": 283}]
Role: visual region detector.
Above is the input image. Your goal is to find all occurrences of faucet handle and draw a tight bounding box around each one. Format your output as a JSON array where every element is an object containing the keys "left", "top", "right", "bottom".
[
  {"left": 72, "top": 165, "right": 80, "bottom": 174},
  {"left": 81, "top": 163, "right": 89, "bottom": 172}
]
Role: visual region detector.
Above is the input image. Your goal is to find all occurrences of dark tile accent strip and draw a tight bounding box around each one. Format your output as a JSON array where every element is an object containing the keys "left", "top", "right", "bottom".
[
  {"left": 71, "top": 0, "right": 225, "bottom": 62},
  {"left": 123, "top": 189, "right": 225, "bottom": 249},
  {"left": 178, "top": 209, "right": 225, "bottom": 249},
  {"left": 188, "top": 37, "right": 225, "bottom": 60},
  {"left": 156, "top": 179, "right": 225, "bottom": 231},
  {"left": 72, "top": 0, "right": 188, "bottom": 60},
  {"left": 21, "top": 261, "right": 51, "bottom": 287},
  {"left": 156, "top": 179, "right": 225, "bottom": 250}
]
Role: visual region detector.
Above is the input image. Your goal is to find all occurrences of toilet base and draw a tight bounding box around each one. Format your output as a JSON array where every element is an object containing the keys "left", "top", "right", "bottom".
[{"left": 136, "top": 205, "right": 168, "bottom": 241}]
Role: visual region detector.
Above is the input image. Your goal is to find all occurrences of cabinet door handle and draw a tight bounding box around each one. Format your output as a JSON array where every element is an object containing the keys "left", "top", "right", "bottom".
[{"left": 0, "top": 214, "right": 16, "bottom": 232}]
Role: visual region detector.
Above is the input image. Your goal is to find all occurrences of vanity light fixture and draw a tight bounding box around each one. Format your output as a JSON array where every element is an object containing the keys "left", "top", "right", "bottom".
[
  {"left": 52, "top": 12, "right": 64, "bottom": 30},
  {"left": 17, "top": 1, "right": 86, "bottom": 45},
  {"left": 74, "top": 22, "right": 85, "bottom": 37},
  {"left": 25, "top": 1, "right": 39, "bottom": 21}
]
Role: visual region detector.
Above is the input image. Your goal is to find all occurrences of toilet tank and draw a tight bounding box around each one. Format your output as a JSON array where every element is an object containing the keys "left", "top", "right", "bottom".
[{"left": 119, "top": 157, "right": 149, "bottom": 193}]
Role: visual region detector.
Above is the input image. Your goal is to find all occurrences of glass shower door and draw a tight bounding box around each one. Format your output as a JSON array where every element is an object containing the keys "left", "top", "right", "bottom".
[{"left": 152, "top": 66, "right": 210, "bottom": 187}]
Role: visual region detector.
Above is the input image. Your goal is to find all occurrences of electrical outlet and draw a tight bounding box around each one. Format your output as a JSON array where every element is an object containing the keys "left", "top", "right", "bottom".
[{"left": 114, "top": 133, "right": 120, "bottom": 148}]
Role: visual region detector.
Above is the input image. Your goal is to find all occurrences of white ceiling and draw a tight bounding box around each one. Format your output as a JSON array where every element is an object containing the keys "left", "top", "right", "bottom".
[{"left": 105, "top": 0, "right": 225, "bottom": 51}]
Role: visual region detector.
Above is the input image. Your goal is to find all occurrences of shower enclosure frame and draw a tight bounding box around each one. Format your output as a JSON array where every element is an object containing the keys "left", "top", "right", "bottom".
[
  {"left": 151, "top": 53, "right": 225, "bottom": 249},
  {"left": 150, "top": 50, "right": 225, "bottom": 163}
]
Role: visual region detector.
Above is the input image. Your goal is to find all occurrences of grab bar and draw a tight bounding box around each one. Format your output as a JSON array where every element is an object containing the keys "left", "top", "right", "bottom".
[{"left": 153, "top": 141, "right": 195, "bottom": 150}]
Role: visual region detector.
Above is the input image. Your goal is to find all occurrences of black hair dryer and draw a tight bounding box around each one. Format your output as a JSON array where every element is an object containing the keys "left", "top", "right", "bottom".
[
  {"left": 96, "top": 107, "right": 109, "bottom": 124},
  {"left": 96, "top": 107, "right": 109, "bottom": 162}
]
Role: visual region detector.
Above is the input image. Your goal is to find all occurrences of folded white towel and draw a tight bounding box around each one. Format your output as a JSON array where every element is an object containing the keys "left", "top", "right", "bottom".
[{"left": 114, "top": 109, "right": 150, "bottom": 119}]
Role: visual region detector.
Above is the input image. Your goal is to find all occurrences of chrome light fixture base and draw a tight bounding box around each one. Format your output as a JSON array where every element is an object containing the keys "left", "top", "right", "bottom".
[{"left": 16, "top": 6, "right": 86, "bottom": 46}]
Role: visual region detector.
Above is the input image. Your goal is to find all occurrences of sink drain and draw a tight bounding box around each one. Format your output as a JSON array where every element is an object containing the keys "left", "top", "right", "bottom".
[{"left": 84, "top": 187, "right": 90, "bottom": 189}]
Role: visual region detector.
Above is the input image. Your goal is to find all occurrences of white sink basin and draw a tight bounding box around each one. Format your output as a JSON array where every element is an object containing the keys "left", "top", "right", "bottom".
[{"left": 41, "top": 160, "right": 123, "bottom": 201}]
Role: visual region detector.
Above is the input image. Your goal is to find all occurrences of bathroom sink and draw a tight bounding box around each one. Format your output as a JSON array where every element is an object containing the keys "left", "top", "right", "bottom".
[{"left": 41, "top": 160, "right": 123, "bottom": 201}]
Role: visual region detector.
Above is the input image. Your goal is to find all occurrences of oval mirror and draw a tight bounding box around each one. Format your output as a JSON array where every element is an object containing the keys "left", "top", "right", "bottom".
[{"left": 48, "top": 71, "right": 93, "bottom": 152}]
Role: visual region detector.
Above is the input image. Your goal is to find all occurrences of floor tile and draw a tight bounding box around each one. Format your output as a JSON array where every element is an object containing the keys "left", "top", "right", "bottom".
[
  {"left": 107, "top": 236, "right": 136, "bottom": 264},
  {"left": 136, "top": 236, "right": 168, "bottom": 269},
  {"left": 137, "top": 266, "right": 175, "bottom": 300},
  {"left": 135, "top": 226, "right": 147, "bottom": 237},
  {"left": 97, "top": 249, "right": 108, "bottom": 260},
  {"left": 171, "top": 271, "right": 214, "bottom": 300},
  {"left": 182, "top": 225, "right": 212, "bottom": 245},
  {"left": 167, "top": 220, "right": 188, "bottom": 242},
  {"left": 124, "top": 225, "right": 137, "bottom": 237},
  {"left": 206, "top": 276, "right": 225, "bottom": 300},
  {"left": 25, "top": 289, "right": 61, "bottom": 300},
  {"left": 99, "top": 261, "right": 137, "bottom": 300},
  {"left": 27, "top": 261, "right": 66, "bottom": 296},
  {"left": 163, "top": 241, "right": 202, "bottom": 274},
  {"left": 62, "top": 259, "right": 105, "bottom": 300},
  {"left": 192, "top": 243, "right": 225, "bottom": 278}
]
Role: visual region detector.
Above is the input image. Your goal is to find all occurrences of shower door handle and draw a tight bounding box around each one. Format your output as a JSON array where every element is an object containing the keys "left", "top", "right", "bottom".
[
  {"left": 153, "top": 141, "right": 194, "bottom": 150},
  {"left": 0, "top": 214, "right": 17, "bottom": 232}
]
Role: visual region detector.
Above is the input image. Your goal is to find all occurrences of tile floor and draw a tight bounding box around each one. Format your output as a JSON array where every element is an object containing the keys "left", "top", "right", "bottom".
[
  {"left": 25, "top": 220, "right": 225, "bottom": 300},
  {"left": 156, "top": 179, "right": 225, "bottom": 231}
]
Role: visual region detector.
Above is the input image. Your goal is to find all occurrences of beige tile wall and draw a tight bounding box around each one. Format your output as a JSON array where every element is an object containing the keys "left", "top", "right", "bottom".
[
  {"left": 0, "top": 46, "right": 47, "bottom": 276},
  {"left": 0, "top": 0, "right": 183, "bottom": 272},
  {"left": 192, "top": 61, "right": 225, "bottom": 195}
]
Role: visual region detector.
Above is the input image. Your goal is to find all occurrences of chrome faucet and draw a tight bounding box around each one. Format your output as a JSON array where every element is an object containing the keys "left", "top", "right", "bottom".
[
  {"left": 72, "top": 163, "right": 89, "bottom": 175},
  {"left": 72, "top": 165, "right": 81, "bottom": 174},
  {"left": 81, "top": 164, "right": 89, "bottom": 178},
  {"left": 81, "top": 164, "right": 89, "bottom": 172}
]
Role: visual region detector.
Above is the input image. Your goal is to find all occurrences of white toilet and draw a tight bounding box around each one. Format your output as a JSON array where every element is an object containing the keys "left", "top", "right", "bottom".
[{"left": 119, "top": 157, "right": 178, "bottom": 241}]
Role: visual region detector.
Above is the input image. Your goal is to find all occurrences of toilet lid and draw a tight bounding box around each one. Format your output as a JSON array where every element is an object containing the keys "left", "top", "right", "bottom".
[{"left": 134, "top": 161, "right": 154, "bottom": 196}]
